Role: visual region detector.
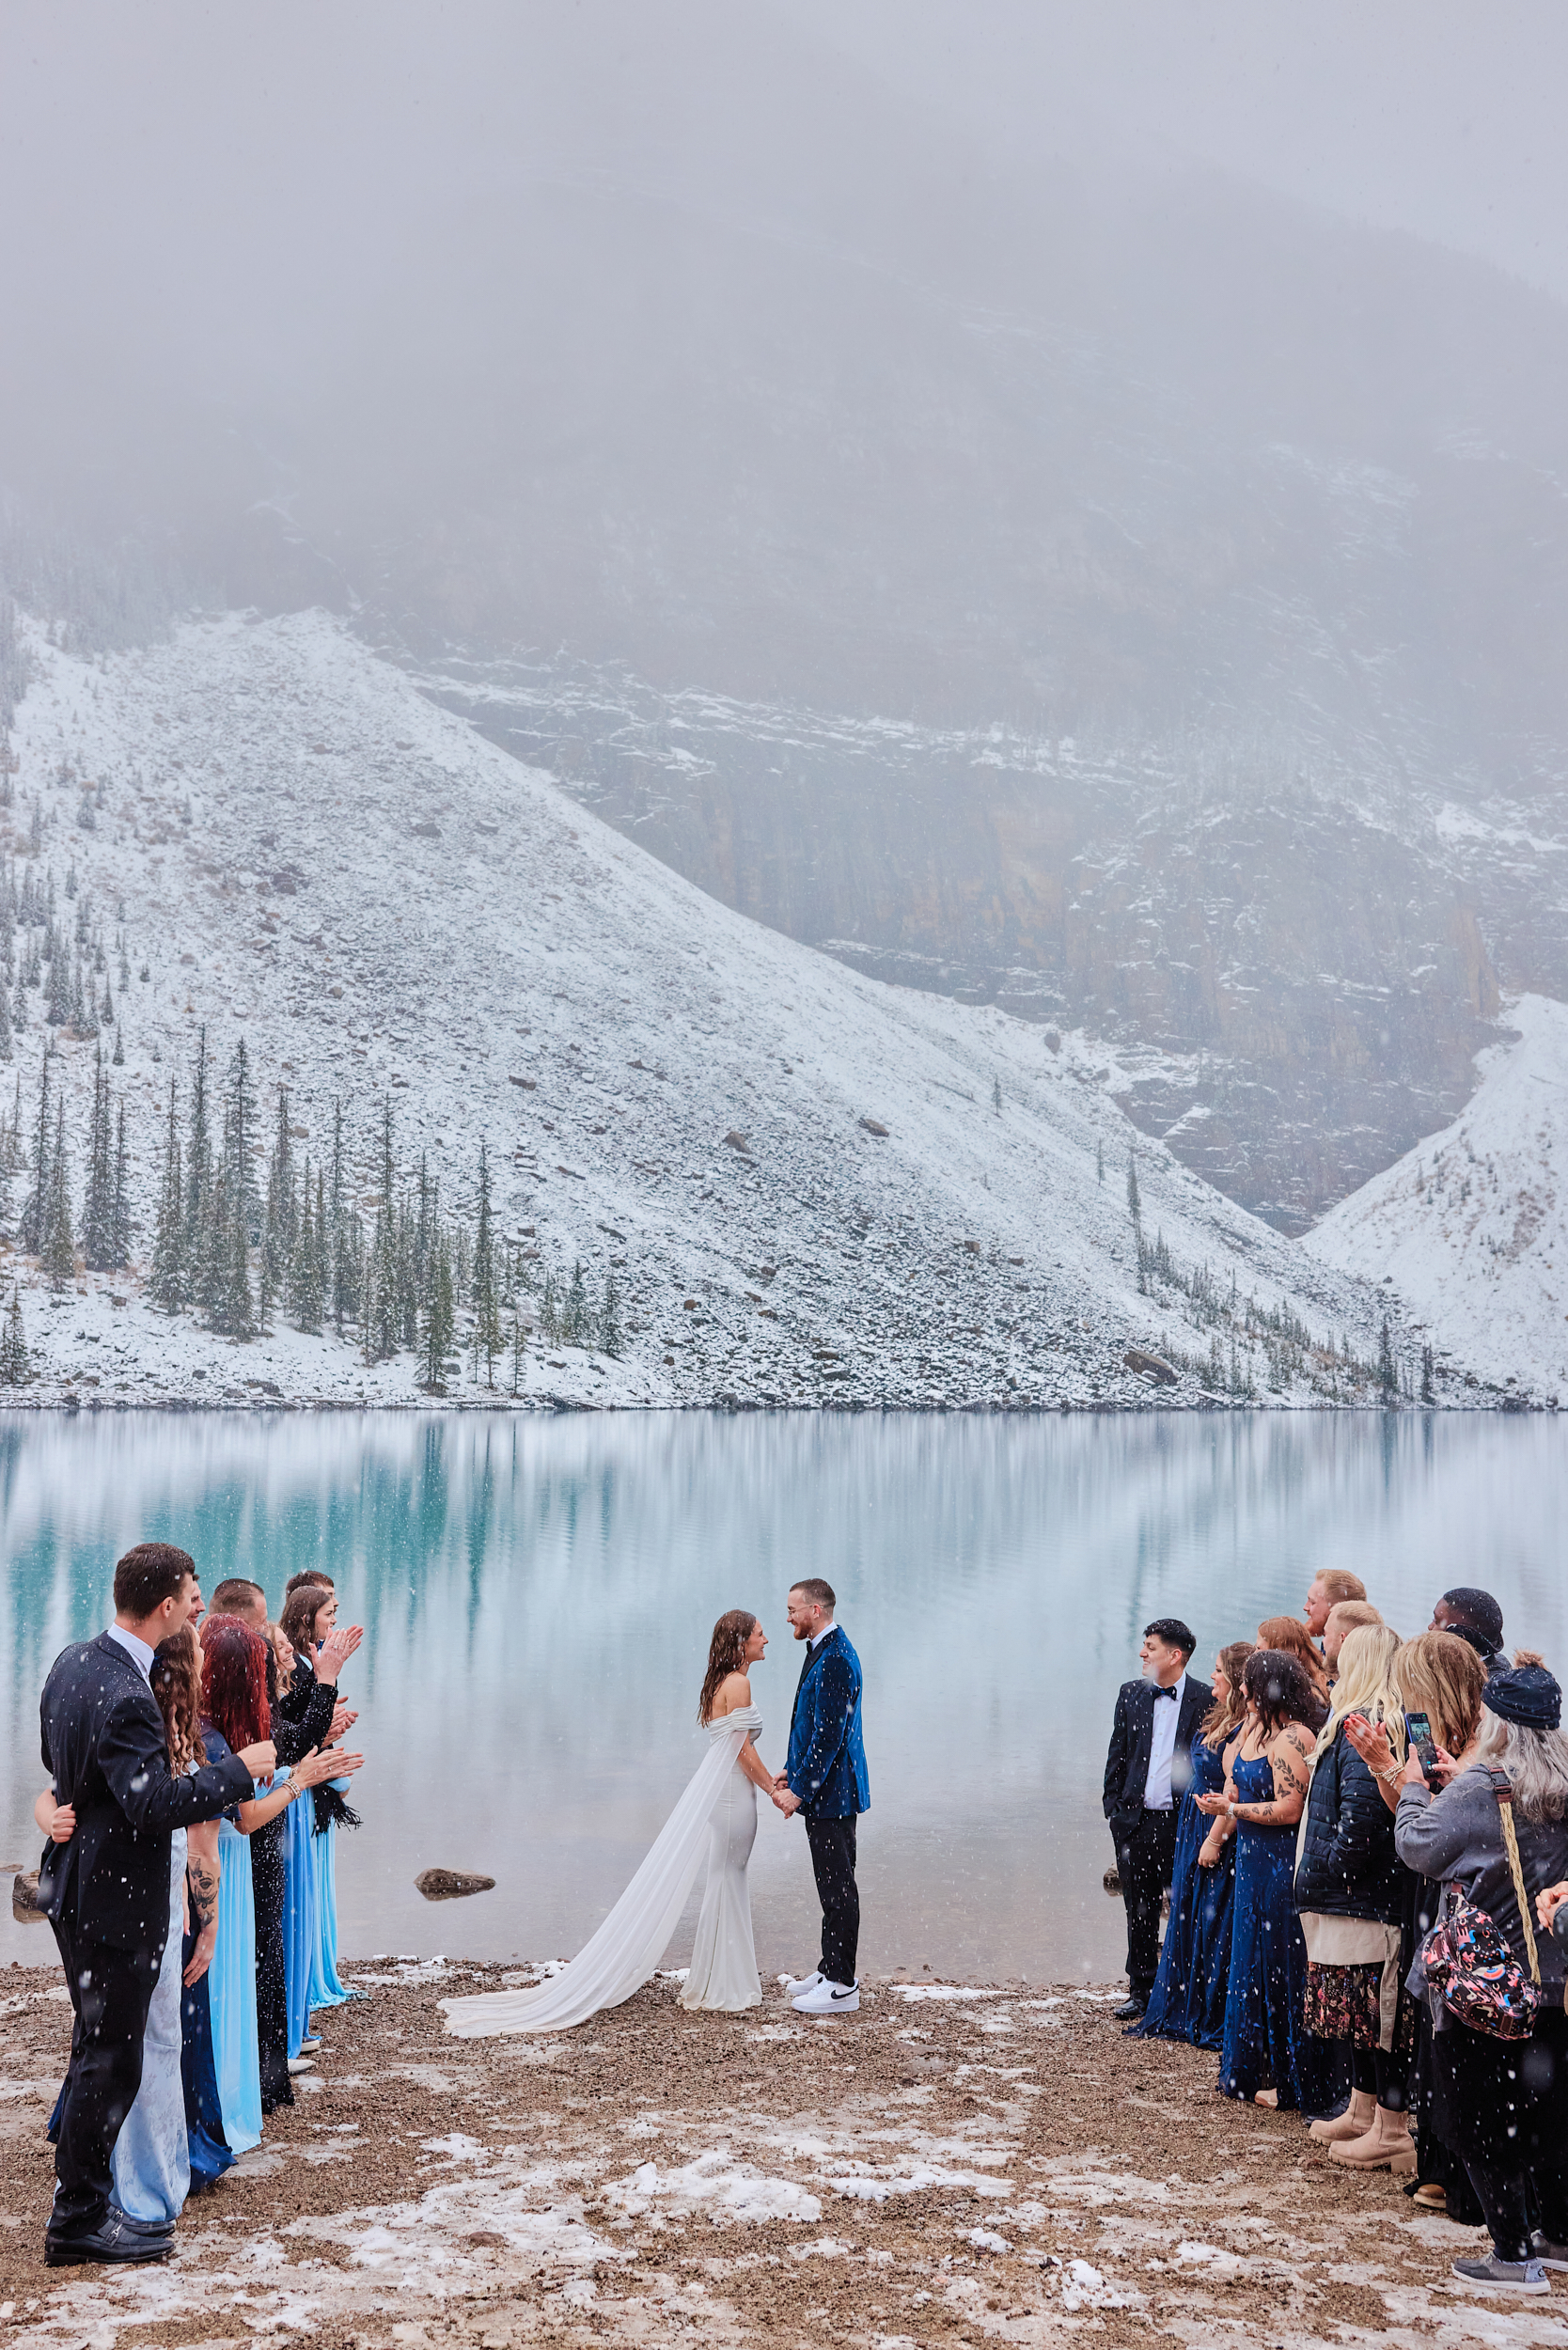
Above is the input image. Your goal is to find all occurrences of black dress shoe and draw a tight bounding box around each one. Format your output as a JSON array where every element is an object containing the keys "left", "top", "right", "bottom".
[
  {"left": 45, "top": 2212, "right": 174, "bottom": 2266},
  {"left": 1113, "top": 1997, "right": 1147, "bottom": 2021}
]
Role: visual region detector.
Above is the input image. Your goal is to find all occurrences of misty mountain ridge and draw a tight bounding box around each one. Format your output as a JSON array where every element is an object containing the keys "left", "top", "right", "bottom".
[{"left": 0, "top": 606, "right": 1470, "bottom": 1414}]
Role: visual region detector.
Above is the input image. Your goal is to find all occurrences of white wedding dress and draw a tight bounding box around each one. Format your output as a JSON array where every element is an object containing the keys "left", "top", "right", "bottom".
[{"left": 442, "top": 1706, "right": 764, "bottom": 2036}]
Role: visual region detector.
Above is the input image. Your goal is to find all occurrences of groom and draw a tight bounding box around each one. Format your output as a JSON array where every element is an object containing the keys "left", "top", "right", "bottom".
[
  {"left": 38, "top": 1543, "right": 269, "bottom": 2265},
  {"left": 776, "top": 1578, "right": 869, "bottom": 2016}
]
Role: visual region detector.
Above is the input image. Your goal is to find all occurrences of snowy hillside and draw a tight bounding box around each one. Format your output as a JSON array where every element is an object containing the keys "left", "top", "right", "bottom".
[
  {"left": 1308, "top": 995, "right": 1568, "bottom": 1403},
  {"left": 0, "top": 610, "right": 1449, "bottom": 1411}
]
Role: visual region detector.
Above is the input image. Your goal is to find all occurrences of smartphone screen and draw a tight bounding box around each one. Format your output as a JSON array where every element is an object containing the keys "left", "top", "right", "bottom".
[{"left": 1404, "top": 1711, "right": 1441, "bottom": 1781}]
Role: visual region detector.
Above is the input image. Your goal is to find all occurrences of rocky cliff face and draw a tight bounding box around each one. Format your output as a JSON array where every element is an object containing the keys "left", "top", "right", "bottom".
[{"left": 427, "top": 650, "right": 1558, "bottom": 1233}]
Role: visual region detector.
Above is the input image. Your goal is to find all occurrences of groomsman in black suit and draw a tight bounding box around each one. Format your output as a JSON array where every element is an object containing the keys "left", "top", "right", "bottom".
[
  {"left": 37, "top": 1543, "right": 269, "bottom": 2266},
  {"left": 1102, "top": 1617, "right": 1206, "bottom": 2021}
]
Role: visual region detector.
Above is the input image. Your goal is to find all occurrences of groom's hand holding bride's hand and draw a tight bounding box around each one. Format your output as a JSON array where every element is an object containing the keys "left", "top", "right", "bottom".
[{"left": 773, "top": 1784, "right": 802, "bottom": 1817}]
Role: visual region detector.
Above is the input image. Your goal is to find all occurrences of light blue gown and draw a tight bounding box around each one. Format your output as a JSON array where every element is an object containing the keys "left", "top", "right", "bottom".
[
  {"left": 109, "top": 1830, "right": 192, "bottom": 2224},
  {"left": 306, "top": 1782, "right": 360, "bottom": 2011},
  {"left": 284, "top": 1777, "right": 318, "bottom": 2058},
  {"left": 210, "top": 1810, "right": 263, "bottom": 2154}
]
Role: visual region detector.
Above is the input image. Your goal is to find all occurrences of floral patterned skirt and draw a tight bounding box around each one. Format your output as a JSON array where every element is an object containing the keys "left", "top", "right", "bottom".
[{"left": 1304, "top": 1959, "right": 1416, "bottom": 2056}]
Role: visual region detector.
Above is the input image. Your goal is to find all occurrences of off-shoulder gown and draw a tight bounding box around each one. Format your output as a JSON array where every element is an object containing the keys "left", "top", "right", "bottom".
[{"left": 442, "top": 1706, "right": 765, "bottom": 2035}]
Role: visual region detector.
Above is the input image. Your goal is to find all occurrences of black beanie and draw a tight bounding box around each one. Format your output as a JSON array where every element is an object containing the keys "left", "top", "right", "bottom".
[{"left": 1483, "top": 1666, "right": 1562, "bottom": 1733}]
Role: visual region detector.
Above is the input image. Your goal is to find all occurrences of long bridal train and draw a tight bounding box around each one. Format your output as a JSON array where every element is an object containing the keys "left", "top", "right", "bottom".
[{"left": 441, "top": 1708, "right": 763, "bottom": 2036}]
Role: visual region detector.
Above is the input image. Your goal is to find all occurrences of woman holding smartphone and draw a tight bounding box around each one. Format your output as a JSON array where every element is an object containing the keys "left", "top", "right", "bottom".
[
  {"left": 1345, "top": 1629, "right": 1489, "bottom": 2225},
  {"left": 1294, "top": 1624, "right": 1413, "bottom": 2171}
]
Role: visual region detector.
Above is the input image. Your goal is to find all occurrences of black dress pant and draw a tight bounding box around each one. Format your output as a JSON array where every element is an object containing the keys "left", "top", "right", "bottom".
[
  {"left": 806, "top": 1815, "right": 860, "bottom": 1987},
  {"left": 48, "top": 1913, "right": 161, "bottom": 2237},
  {"left": 1116, "top": 1808, "right": 1179, "bottom": 2004},
  {"left": 251, "top": 1819, "right": 292, "bottom": 2112}
]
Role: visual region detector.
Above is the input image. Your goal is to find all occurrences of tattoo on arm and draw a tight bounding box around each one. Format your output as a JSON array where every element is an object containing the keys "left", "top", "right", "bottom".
[{"left": 189, "top": 1859, "right": 219, "bottom": 1930}]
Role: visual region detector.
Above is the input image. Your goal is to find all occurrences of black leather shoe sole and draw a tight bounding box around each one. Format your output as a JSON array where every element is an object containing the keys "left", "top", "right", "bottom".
[{"left": 45, "top": 2232, "right": 172, "bottom": 2266}]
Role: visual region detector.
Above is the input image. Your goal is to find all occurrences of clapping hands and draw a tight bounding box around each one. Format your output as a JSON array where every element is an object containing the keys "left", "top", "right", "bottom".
[{"left": 316, "top": 1622, "right": 364, "bottom": 1684}]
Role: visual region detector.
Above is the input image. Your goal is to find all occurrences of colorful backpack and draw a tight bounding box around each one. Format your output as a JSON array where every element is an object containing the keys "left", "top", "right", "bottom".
[{"left": 1421, "top": 1771, "right": 1542, "bottom": 2042}]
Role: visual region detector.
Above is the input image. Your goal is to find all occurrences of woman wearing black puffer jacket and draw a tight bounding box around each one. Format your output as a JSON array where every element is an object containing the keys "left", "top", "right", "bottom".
[{"left": 1294, "top": 1624, "right": 1415, "bottom": 2172}]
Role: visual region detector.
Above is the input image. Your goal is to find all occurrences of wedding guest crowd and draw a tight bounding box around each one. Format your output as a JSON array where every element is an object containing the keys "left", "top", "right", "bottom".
[
  {"left": 1105, "top": 1574, "right": 1568, "bottom": 2298},
  {"left": 35, "top": 1543, "right": 364, "bottom": 2266}
]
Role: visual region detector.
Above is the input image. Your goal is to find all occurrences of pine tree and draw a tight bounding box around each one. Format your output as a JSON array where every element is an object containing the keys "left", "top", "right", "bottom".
[
  {"left": 1421, "top": 1342, "right": 1435, "bottom": 1405},
  {"left": 42, "top": 1101, "right": 74, "bottom": 1291},
  {"left": 260, "top": 1085, "right": 296, "bottom": 1321},
  {"left": 1126, "top": 1154, "right": 1142, "bottom": 1227},
  {"left": 111, "top": 1023, "right": 123, "bottom": 1066},
  {"left": 195, "top": 1166, "right": 232, "bottom": 1326},
  {"left": 149, "top": 1087, "right": 186, "bottom": 1312},
  {"left": 1378, "top": 1315, "right": 1398, "bottom": 1402},
  {"left": 0, "top": 983, "right": 11, "bottom": 1064},
  {"left": 509, "top": 1308, "right": 525, "bottom": 1397},
  {"left": 21, "top": 1049, "right": 53, "bottom": 1254},
  {"left": 541, "top": 1274, "right": 559, "bottom": 1343},
  {"left": 82, "top": 1048, "right": 115, "bottom": 1270},
  {"left": 225, "top": 1183, "right": 255, "bottom": 1338},
  {"left": 1096, "top": 1138, "right": 1105, "bottom": 1184},
  {"left": 184, "top": 1026, "right": 212, "bottom": 1264},
  {"left": 0, "top": 1284, "right": 29, "bottom": 1384},
  {"left": 363, "top": 1206, "right": 399, "bottom": 1361},
  {"left": 418, "top": 1232, "right": 455, "bottom": 1392},
  {"left": 110, "top": 1103, "right": 132, "bottom": 1269},
  {"left": 290, "top": 1161, "right": 325, "bottom": 1333},
  {"left": 223, "top": 1039, "right": 261, "bottom": 1243},
  {"left": 469, "top": 1142, "right": 501, "bottom": 1385},
  {"left": 598, "top": 1270, "right": 623, "bottom": 1357},
  {"left": 564, "top": 1259, "right": 589, "bottom": 1347},
  {"left": 992, "top": 1074, "right": 1002, "bottom": 1113}
]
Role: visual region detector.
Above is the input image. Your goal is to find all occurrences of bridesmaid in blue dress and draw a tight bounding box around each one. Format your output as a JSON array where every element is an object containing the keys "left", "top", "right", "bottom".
[
  {"left": 201, "top": 1620, "right": 352, "bottom": 2152},
  {"left": 1134, "top": 1640, "right": 1253, "bottom": 2048},
  {"left": 1200, "top": 1649, "right": 1333, "bottom": 2112}
]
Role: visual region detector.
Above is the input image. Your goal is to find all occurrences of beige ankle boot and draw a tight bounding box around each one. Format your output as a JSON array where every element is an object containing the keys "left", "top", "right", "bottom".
[
  {"left": 1309, "top": 2087, "right": 1374, "bottom": 2144},
  {"left": 1330, "top": 2104, "right": 1416, "bottom": 2172}
]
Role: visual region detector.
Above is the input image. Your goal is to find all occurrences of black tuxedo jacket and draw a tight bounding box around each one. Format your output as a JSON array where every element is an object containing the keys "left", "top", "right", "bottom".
[
  {"left": 1102, "top": 1673, "right": 1210, "bottom": 1841},
  {"left": 39, "top": 1632, "right": 254, "bottom": 1955}
]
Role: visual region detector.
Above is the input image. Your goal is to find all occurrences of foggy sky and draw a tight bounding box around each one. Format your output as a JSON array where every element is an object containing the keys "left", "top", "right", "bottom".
[{"left": 2, "top": 1, "right": 1564, "bottom": 723}]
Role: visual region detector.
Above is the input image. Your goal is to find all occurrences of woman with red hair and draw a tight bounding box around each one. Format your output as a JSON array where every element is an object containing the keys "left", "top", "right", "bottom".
[{"left": 199, "top": 1622, "right": 355, "bottom": 2153}]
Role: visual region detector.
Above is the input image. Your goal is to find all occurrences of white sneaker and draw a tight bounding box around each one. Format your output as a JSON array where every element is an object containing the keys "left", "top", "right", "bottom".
[
  {"left": 286, "top": 2056, "right": 317, "bottom": 2076},
  {"left": 783, "top": 1970, "right": 823, "bottom": 1998},
  {"left": 792, "top": 1979, "right": 860, "bottom": 2015}
]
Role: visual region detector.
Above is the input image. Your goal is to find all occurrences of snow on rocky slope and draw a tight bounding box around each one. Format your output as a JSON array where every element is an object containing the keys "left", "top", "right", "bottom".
[
  {"left": 0, "top": 610, "right": 1443, "bottom": 1411},
  {"left": 1308, "top": 995, "right": 1568, "bottom": 1404}
]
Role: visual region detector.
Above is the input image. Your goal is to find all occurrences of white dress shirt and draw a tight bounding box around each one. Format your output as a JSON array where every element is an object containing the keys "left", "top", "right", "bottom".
[
  {"left": 1142, "top": 1671, "right": 1187, "bottom": 1810},
  {"left": 106, "top": 1622, "right": 157, "bottom": 1684},
  {"left": 809, "top": 1622, "right": 836, "bottom": 1650}
]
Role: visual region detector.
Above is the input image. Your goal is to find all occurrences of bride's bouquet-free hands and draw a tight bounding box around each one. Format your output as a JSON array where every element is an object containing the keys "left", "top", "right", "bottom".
[{"left": 771, "top": 1773, "right": 801, "bottom": 1818}]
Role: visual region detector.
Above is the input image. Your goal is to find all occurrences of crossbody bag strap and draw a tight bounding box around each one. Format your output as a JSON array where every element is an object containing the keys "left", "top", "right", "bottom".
[{"left": 1490, "top": 1768, "right": 1542, "bottom": 1988}]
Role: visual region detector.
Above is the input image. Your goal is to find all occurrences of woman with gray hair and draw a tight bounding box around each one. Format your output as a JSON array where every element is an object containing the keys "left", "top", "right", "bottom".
[{"left": 1393, "top": 1656, "right": 1568, "bottom": 2297}]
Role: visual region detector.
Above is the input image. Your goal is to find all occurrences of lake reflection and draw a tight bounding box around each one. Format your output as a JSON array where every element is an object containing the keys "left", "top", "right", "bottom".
[{"left": 3, "top": 1410, "right": 1565, "bottom": 1981}]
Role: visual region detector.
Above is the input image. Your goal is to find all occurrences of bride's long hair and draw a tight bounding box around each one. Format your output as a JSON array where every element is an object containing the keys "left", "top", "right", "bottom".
[{"left": 698, "top": 1610, "right": 758, "bottom": 1725}]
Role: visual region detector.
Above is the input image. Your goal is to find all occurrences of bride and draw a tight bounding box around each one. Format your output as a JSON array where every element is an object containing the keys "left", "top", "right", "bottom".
[{"left": 442, "top": 1611, "right": 786, "bottom": 2036}]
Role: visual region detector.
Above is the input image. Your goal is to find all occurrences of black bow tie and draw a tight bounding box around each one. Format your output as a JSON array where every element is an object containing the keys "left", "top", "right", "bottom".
[{"left": 1153, "top": 1684, "right": 1178, "bottom": 1700}]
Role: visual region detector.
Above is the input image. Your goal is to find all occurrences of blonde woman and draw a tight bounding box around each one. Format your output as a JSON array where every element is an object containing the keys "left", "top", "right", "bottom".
[
  {"left": 1342, "top": 1632, "right": 1491, "bottom": 2224},
  {"left": 1293, "top": 1624, "right": 1413, "bottom": 2170}
]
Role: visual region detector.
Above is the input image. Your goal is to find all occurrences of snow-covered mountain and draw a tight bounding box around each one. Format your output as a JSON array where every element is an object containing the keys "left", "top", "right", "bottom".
[
  {"left": 0, "top": 608, "right": 1442, "bottom": 1412},
  {"left": 1308, "top": 995, "right": 1568, "bottom": 1405}
]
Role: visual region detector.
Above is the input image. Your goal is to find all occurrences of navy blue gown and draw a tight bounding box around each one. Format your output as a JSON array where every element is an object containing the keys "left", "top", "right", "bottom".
[
  {"left": 1133, "top": 1732, "right": 1234, "bottom": 2049},
  {"left": 1219, "top": 1750, "right": 1337, "bottom": 2113}
]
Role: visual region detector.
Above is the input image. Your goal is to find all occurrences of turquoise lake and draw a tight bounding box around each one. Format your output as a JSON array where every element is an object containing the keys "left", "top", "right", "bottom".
[{"left": 3, "top": 1410, "right": 1564, "bottom": 1982}]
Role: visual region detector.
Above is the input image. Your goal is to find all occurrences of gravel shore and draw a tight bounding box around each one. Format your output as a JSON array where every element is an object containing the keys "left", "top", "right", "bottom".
[{"left": 0, "top": 1955, "right": 1554, "bottom": 2348}]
